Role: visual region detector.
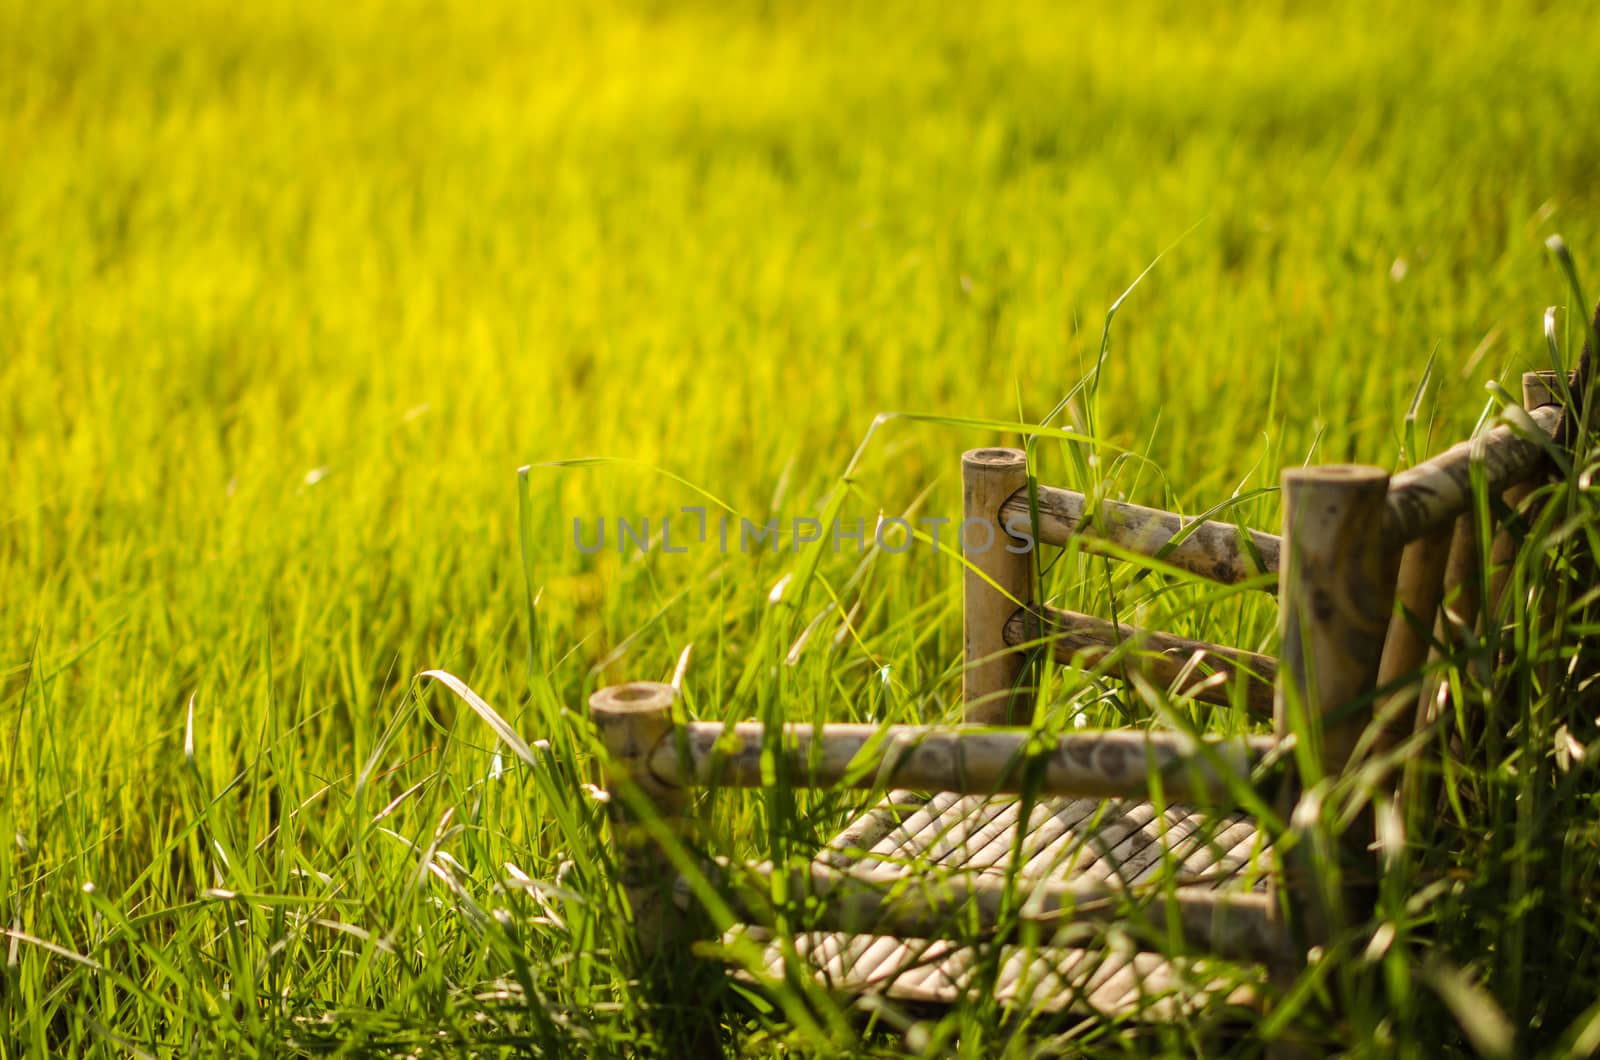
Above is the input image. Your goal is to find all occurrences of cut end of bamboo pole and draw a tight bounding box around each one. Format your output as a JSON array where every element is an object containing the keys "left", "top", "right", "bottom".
[
  {"left": 963, "top": 447, "right": 1030, "bottom": 471},
  {"left": 590, "top": 681, "right": 677, "bottom": 717},
  {"left": 1283, "top": 464, "right": 1390, "bottom": 487},
  {"left": 589, "top": 681, "right": 680, "bottom": 803},
  {"left": 1523, "top": 370, "right": 1565, "bottom": 411}
]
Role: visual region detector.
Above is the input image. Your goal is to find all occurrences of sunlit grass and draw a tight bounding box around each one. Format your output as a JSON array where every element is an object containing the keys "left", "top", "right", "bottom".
[{"left": 4, "top": 0, "right": 1600, "bottom": 1054}]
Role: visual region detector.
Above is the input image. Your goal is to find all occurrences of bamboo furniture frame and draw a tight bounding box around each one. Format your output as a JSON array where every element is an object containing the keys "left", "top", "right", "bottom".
[{"left": 588, "top": 371, "right": 1570, "bottom": 1024}]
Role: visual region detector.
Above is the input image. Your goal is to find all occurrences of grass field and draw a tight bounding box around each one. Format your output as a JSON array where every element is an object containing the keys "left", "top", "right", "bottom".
[{"left": 6, "top": 0, "right": 1600, "bottom": 1055}]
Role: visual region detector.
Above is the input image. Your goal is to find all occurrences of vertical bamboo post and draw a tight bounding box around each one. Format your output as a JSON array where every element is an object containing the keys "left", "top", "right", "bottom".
[
  {"left": 1484, "top": 375, "right": 1557, "bottom": 625},
  {"left": 1275, "top": 465, "right": 1398, "bottom": 772},
  {"left": 1512, "top": 370, "right": 1565, "bottom": 689},
  {"left": 1475, "top": 372, "right": 1562, "bottom": 740},
  {"left": 1416, "top": 513, "right": 1481, "bottom": 729},
  {"left": 1375, "top": 527, "right": 1452, "bottom": 756},
  {"left": 1406, "top": 511, "right": 1481, "bottom": 825},
  {"left": 1274, "top": 465, "right": 1398, "bottom": 948},
  {"left": 1491, "top": 373, "right": 1564, "bottom": 613},
  {"left": 962, "top": 447, "right": 1035, "bottom": 725},
  {"left": 589, "top": 682, "right": 687, "bottom": 961}
]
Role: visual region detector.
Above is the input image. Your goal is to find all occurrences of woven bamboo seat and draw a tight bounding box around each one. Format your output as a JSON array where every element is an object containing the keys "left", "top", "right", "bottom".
[{"left": 735, "top": 791, "right": 1270, "bottom": 1016}]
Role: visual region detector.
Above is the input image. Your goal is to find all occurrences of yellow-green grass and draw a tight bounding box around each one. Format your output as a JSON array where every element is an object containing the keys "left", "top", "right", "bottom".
[{"left": 4, "top": 0, "right": 1600, "bottom": 1054}]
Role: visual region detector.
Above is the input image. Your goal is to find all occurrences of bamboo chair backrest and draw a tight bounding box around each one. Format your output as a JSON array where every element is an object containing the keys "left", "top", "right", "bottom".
[{"left": 962, "top": 371, "right": 1567, "bottom": 780}]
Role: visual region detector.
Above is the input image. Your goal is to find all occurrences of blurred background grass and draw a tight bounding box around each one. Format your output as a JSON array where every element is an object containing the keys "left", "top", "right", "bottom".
[{"left": 4, "top": 0, "right": 1600, "bottom": 1053}]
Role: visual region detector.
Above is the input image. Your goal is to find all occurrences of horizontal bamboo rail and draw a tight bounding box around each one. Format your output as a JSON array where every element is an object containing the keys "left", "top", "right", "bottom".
[
  {"left": 1382, "top": 404, "right": 1561, "bottom": 547},
  {"left": 1001, "top": 484, "right": 1280, "bottom": 585},
  {"left": 649, "top": 720, "right": 1280, "bottom": 803},
  {"left": 1004, "top": 605, "right": 1276, "bottom": 716},
  {"left": 698, "top": 860, "right": 1287, "bottom": 964}
]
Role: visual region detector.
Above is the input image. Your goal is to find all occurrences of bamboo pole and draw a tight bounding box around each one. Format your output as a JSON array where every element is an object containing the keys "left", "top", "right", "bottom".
[
  {"left": 1415, "top": 512, "right": 1481, "bottom": 733},
  {"left": 1373, "top": 526, "right": 1452, "bottom": 754},
  {"left": 1274, "top": 465, "right": 1398, "bottom": 949},
  {"left": 1517, "top": 371, "right": 1567, "bottom": 688},
  {"left": 1400, "top": 510, "right": 1484, "bottom": 829},
  {"left": 1480, "top": 371, "right": 1567, "bottom": 718},
  {"left": 1483, "top": 375, "right": 1560, "bottom": 626},
  {"left": 1002, "top": 484, "right": 1280, "bottom": 584},
  {"left": 1005, "top": 605, "right": 1276, "bottom": 716},
  {"left": 1275, "top": 465, "right": 1399, "bottom": 772},
  {"left": 589, "top": 682, "right": 689, "bottom": 961},
  {"left": 963, "top": 448, "right": 1034, "bottom": 724},
  {"left": 1382, "top": 404, "right": 1562, "bottom": 547},
  {"left": 648, "top": 721, "right": 1279, "bottom": 804},
  {"left": 701, "top": 860, "right": 1290, "bottom": 965}
]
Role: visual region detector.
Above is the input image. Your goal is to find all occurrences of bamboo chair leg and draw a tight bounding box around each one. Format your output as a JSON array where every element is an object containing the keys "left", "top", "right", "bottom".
[
  {"left": 1484, "top": 378, "right": 1549, "bottom": 646},
  {"left": 962, "top": 447, "right": 1035, "bottom": 724},
  {"left": 1410, "top": 513, "right": 1481, "bottom": 820},
  {"left": 1518, "top": 371, "right": 1567, "bottom": 696},
  {"left": 1461, "top": 373, "right": 1562, "bottom": 766},
  {"left": 1486, "top": 482, "right": 1535, "bottom": 634},
  {"left": 1275, "top": 465, "right": 1399, "bottom": 776},
  {"left": 1417, "top": 514, "right": 1481, "bottom": 721},
  {"left": 1273, "top": 465, "right": 1398, "bottom": 947},
  {"left": 1504, "top": 369, "right": 1568, "bottom": 726},
  {"left": 1375, "top": 528, "right": 1452, "bottom": 761},
  {"left": 590, "top": 682, "right": 723, "bottom": 1048},
  {"left": 590, "top": 682, "right": 689, "bottom": 961}
]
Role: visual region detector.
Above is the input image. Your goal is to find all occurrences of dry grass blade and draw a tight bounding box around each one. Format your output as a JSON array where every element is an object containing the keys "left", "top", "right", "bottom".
[{"left": 420, "top": 669, "right": 547, "bottom": 767}]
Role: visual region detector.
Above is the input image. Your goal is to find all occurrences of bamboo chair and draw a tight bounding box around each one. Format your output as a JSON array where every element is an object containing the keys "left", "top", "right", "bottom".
[{"left": 589, "top": 371, "right": 1569, "bottom": 1022}]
